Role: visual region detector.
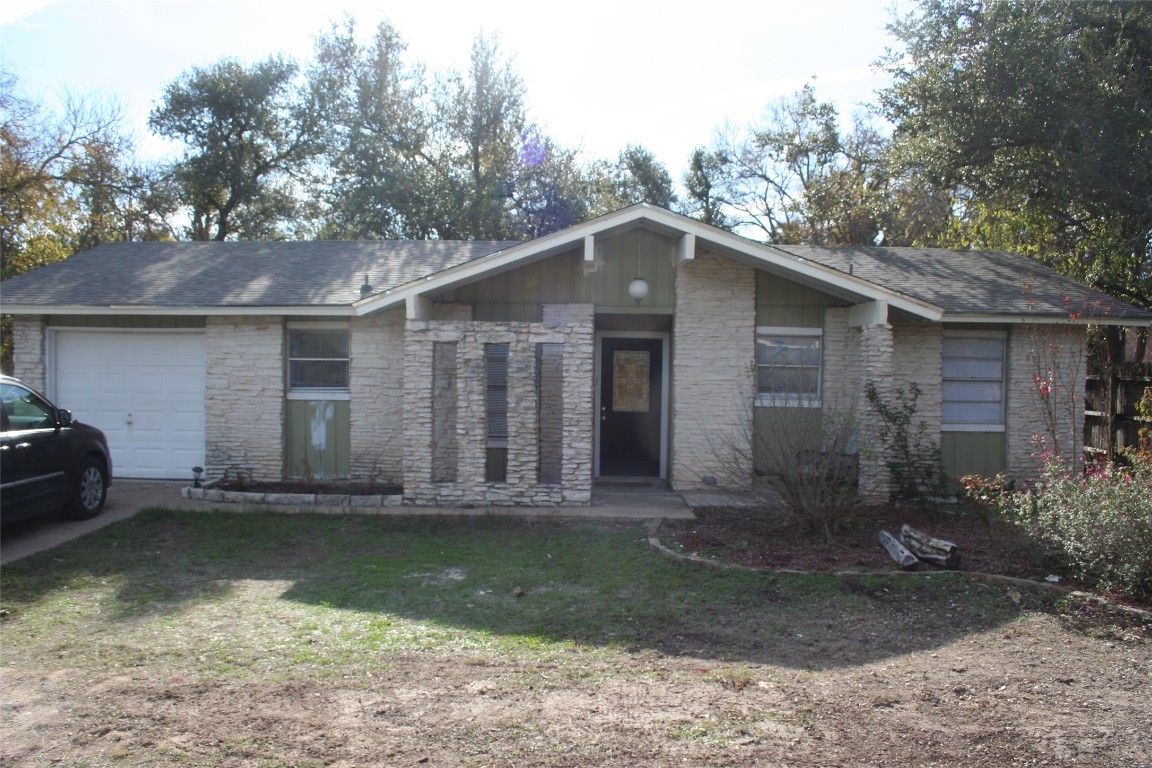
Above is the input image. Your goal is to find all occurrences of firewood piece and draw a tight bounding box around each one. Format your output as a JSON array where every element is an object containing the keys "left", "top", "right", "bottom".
[
  {"left": 900, "top": 524, "right": 957, "bottom": 554},
  {"left": 879, "top": 530, "right": 919, "bottom": 570},
  {"left": 900, "top": 524, "right": 961, "bottom": 569}
]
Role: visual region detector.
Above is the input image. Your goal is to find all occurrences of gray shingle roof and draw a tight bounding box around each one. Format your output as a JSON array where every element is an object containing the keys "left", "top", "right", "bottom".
[
  {"left": 0, "top": 240, "right": 519, "bottom": 308},
  {"left": 772, "top": 245, "right": 1150, "bottom": 320},
  {"left": 1, "top": 234, "right": 1147, "bottom": 322}
]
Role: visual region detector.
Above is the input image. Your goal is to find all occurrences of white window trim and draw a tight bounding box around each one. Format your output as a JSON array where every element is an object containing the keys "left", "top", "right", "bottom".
[
  {"left": 286, "top": 322, "right": 351, "bottom": 395},
  {"left": 755, "top": 326, "right": 823, "bottom": 408},
  {"left": 942, "top": 329, "right": 1007, "bottom": 431},
  {"left": 287, "top": 389, "right": 351, "bottom": 401}
]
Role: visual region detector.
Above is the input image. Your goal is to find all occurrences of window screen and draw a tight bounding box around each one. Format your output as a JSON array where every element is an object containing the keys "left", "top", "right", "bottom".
[
  {"left": 942, "top": 335, "right": 1005, "bottom": 426},
  {"left": 288, "top": 327, "right": 350, "bottom": 390},
  {"left": 756, "top": 330, "right": 822, "bottom": 405}
]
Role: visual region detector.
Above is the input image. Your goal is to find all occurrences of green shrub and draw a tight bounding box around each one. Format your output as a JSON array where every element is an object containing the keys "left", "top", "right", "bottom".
[{"left": 999, "top": 451, "right": 1152, "bottom": 598}]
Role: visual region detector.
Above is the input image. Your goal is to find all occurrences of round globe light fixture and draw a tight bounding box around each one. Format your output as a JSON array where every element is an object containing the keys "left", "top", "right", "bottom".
[{"left": 627, "top": 277, "right": 649, "bottom": 304}]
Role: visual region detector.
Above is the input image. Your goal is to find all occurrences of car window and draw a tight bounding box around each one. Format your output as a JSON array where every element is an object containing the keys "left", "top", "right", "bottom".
[{"left": 0, "top": 382, "right": 55, "bottom": 430}]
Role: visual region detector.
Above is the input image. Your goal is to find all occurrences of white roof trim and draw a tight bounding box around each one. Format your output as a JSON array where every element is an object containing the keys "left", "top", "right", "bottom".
[
  {"left": 354, "top": 204, "right": 946, "bottom": 321},
  {"left": 941, "top": 313, "right": 1150, "bottom": 327},
  {"left": 2, "top": 305, "right": 357, "bottom": 317}
]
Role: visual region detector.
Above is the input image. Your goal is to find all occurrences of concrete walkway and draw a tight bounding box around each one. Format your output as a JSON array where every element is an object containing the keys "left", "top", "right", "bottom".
[{"left": 1, "top": 480, "right": 695, "bottom": 565}]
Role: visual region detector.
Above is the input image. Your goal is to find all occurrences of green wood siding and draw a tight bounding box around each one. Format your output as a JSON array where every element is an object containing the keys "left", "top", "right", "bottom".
[
  {"left": 587, "top": 229, "right": 675, "bottom": 310},
  {"left": 756, "top": 270, "right": 847, "bottom": 327},
  {"left": 753, "top": 406, "right": 814, "bottom": 474},
  {"left": 286, "top": 399, "right": 351, "bottom": 479},
  {"left": 942, "top": 431, "right": 1006, "bottom": 479},
  {"left": 439, "top": 229, "right": 676, "bottom": 321}
]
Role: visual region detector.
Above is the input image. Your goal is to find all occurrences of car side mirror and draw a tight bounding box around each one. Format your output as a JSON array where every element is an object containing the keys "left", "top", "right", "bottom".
[{"left": 58, "top": 409, "right": 73, "bottom": 428}]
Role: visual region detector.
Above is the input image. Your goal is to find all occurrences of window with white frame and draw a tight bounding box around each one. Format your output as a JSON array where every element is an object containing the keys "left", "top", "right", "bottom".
[
  {"left": 287, "top": 324, "right": 350, "bottom": 395},
  {"left": 942, "top": 332, "right": 1006, "bottom": 430},
  {"left": 756, "top": 327, "right": 822, "bottom": 406}
]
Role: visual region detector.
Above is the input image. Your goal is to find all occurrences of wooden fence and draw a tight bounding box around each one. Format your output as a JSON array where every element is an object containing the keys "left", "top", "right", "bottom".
[{"left": 1084, "top": 327, "right": 1151, "bottom": 458}]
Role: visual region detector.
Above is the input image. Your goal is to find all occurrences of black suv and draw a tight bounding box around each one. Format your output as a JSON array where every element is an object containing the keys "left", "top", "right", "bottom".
[{"left": 1, "top": 375, "right": 112, "bottom": 525}]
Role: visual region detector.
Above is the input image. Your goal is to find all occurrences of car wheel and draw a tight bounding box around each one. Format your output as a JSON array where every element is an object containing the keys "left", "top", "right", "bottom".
[{"left": 69, "top": 457, "right": 108, "bottom": 519}]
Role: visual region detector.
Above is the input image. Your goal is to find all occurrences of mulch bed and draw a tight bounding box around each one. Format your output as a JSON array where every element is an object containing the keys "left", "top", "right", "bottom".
[{"left": 661, "top": 504, "right": 1044, "bottom": 578}]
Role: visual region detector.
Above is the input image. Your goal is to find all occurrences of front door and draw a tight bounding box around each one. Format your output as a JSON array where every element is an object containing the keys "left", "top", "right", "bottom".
[{"left": 598, "top": 336, "right": 664, "bottom": 478}]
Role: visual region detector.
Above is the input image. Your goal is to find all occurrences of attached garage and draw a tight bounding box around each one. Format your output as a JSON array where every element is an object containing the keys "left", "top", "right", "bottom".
[{"left": 49, "top": 329, "right": 206, "bottom": 479}]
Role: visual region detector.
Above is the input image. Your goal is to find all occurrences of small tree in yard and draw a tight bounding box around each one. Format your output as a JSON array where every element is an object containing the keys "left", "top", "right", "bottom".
[{"left": 703, "top": 380, "right": 864, "bottom": 539}]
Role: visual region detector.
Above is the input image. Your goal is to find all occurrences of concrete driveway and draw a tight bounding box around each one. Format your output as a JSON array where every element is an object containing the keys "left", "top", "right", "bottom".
[{"left": 1, "top": 480, "right": 192, "bottom": 565}]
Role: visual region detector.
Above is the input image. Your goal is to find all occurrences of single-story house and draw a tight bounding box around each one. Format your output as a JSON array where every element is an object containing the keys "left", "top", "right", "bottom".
[{"left": 2, "top": 204, "right": 1148, "bottom": 505}]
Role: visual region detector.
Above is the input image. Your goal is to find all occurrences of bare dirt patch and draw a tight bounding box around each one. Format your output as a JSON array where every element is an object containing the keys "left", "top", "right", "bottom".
[{"left": 1, "top": 511, "right": 1149, "bottom": 768}]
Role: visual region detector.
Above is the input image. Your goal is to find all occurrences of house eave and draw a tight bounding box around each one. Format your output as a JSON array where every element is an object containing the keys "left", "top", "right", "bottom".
[
  {"left": 0, "top": 305, "right": 358, "bottom": 317},
  {"left": 941, "top": 312, "right": 1152, "bottom": 327},
  {"left": 353, "top": 204, "right": 947, "bottom": 322}
]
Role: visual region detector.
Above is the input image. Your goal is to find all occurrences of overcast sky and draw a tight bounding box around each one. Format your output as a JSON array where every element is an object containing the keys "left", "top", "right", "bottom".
[{"left": 1, "top": 0, "right": 908, "bottom": 177}]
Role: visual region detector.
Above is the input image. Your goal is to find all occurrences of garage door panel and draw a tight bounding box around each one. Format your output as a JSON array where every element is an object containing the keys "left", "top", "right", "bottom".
[{"left": 53, "top": 331, "right": 206, "bottom": 479}]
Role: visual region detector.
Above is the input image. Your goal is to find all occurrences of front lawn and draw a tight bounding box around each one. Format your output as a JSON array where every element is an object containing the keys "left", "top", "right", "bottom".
[{"left": 1, "top": 510, "right": 1148, "bottom": 767}]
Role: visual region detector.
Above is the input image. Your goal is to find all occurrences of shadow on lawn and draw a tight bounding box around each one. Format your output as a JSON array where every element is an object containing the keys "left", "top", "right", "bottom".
[{"left": 0, "top": 508, "right": 1041, "bottom": 671}]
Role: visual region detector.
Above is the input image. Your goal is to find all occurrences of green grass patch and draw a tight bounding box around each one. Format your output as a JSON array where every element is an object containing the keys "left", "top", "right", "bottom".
[{"left": 1, "top": 509, "right": 1025, "bottom": 677}]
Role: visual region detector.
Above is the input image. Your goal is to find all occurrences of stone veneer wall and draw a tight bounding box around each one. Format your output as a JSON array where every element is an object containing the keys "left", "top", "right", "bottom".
[
  {"left": 204, "top": 316, "right": 285, "bottom": 482},
  {"left": 671, "top": 253, "right": 756, "bottom": 490},
  {"left": 892, "top": 321, "right": 944, "bottom": 449},
  {"left": 1006, "top": 324, "right": 1086, "bottom": 478},
  {"left": 349, "top": 309, "right": 406, "bottom": 486},
  {"left": 11, "top": 315, "right": 46, "bottom": 391},
  {"left": 402, "top": 304, "right": 594, "bottom": 506},
  {"left": 821, "top": 307, "right": 860, "bottom": 412},
  {"left": 430, "top": 342, "right": 459, "bottom": 483}
]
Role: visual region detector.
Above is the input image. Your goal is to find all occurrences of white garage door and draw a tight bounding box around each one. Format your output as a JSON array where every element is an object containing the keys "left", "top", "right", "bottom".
[{"left": 52, "top": 330, "right": 206, "bottom": 479}]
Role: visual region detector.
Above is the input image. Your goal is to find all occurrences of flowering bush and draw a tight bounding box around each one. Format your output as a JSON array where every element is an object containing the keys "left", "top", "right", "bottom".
[{"left": 998, "top": 451, "right": 1152, "bottom": 598}]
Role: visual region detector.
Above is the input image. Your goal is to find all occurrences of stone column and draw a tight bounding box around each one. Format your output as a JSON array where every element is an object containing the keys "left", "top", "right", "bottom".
[
  {"left": 857, "top": 321, "right": 895, "bottom": 504},
  {"left": 402, "top": 320, "right": 436, "bottom": 502},
  {"left": 557, "top": 305, "right": 595, "bottom": 504}
]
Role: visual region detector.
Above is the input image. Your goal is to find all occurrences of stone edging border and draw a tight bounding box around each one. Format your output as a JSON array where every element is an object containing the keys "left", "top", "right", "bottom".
[
  {"left": 647, "top": 536, "right": 1152, "bottom": 624},
  {"left": 181, "top": 486, "right": 404, "bottom": 508}
]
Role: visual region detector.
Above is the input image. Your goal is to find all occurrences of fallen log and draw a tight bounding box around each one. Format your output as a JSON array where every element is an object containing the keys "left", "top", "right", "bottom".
[
  {"left": 878, "top": 530, "right": 919, "bottom": 570},
  {"left": 900, "top": 524, "right": 961, "bottom": 569}
]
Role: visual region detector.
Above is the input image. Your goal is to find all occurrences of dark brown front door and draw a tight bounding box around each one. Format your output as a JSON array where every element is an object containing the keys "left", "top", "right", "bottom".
[{"left": 599, "top": 337, "right": 663, "bottom": 477}]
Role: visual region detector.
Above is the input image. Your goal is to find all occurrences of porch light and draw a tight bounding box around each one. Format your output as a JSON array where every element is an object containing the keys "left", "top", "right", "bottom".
[{"left": 628, "top": 276, "right": 649, "bottom": 304}]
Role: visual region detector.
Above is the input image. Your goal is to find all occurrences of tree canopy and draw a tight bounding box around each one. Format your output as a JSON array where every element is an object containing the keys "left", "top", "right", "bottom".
[
  {"left": 2, "top": 74, "right": 170, "bottom": 279},
  {"left": 149, "top": 56, "right": 324, "bottom": 240},
  {"left": 878, "top": 0, "right": 1152, "bottom": 308},
  {"left": 3, "top": 2, "right": 1150, "bottom": 315}
]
